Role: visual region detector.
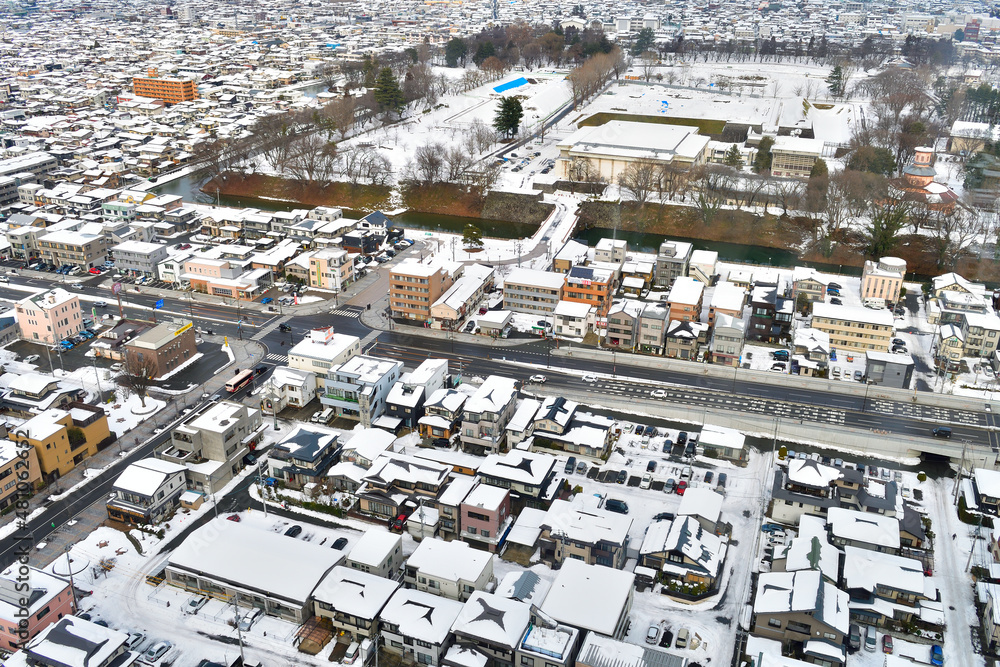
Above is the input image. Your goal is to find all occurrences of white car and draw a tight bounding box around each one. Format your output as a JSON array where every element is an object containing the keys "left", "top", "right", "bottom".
[
  {"left": 650, "top": 389, "right": 667, "bottom": 398},
  {"left": 23, "top": 354, "right": 39, "bottom": 364},
  {"left": 582, "top": 374, "right": 598, "bottom": 382},
  {"left": 238, "top": 607, "right": 263, "bottom": 632},
  {"left": 640, "top": 473, "right": 653, "bottom": 490},
  {"left": 529, "top": 374, "right": 547, "bottom": 383}
]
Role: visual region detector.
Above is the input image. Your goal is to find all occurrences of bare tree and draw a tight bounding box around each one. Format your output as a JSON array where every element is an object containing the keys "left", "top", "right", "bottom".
[
  {"left": 640, "top": 51, "right": 658, "bottom": 82},
  {"left": 285, "top": 134, "right": 338, "bottom": 186},
  {"left": 617, "top": 158, "right": 660, "bottom": 206},
  {"left": 116, "top": 351, "right": 158, "bottom": 409},
  {"left": 322, "top": 96, "right": 358, "bottom": 141},
  {"left": 444, "top": 145, "right": 475, "bottom": 183},
  {"left": 931, "top": 202, "right": 983, "bottom": 268},
  {"left": 411, "top": 142, "right": 446, "bottom": 183}
]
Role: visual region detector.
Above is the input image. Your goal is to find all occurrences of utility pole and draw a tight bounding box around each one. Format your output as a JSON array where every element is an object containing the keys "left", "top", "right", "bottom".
[
  {"left": 65, "top": 546, "right": 79, "bottom": 611},
  {"left": 234, "top": 591, "right": 246, "bottom": 664},
  {"left": 953, "top": 439, "right": 969, "bottom": 505},
  {"left": 257, "top": 459, "right": 268, "bottom": 518}
]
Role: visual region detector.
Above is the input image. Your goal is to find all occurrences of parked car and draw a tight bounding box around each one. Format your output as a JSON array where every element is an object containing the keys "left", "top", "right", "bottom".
[
  {"left": 343, "top": 641, "right": 361, "bottom": 665},
  {"left": 126, "top": 632, "right": 146, "bottom": 650},
  {"left": 576, "top": 461, "right": 587, "bottom": 474},
  {"left": 676, "top": 480, "right": 688, "bottom": 495},
  {"left": 664, "top": 478, "right": 676, "bottom": 493},
  {"left": 675, "top": 628, "right": 689, "bottom": 649},
  {"left": 23, "top": 354, "right": 39, "bottom": 364},
  {"left": 717, "top": 472, "right": 728, "bottom": 488},
  {"left": 882, "top": 634, "right": 893, "bottom": 654},
  {"left": 761, "top": 524, "right": 784, "bottom": 533},
  {"left": 261, "top": 297, "right": 273, "bottom": 304},
  {"left": 704, "top": 470, "right": 714, "bottom": 484},
  {"left": 646, "top": 624, "right": 660, "bottom": 644},
  {"left": 677, "top": 431, "right": 688, "bottom": 446},
  {"left": 646, "top": 460, "right": 656, "bottom": 473},
  {"left": 142, "top": 641, "right": 173, "bottom": 664},
  {"left": 226, "top": 514, "right": 241, "bottom": 522},
  {"left": 653, "top": 511, "right": 675, "bottom": 522},
  {"left": 644, "top": 425, "right": 657, "bottom": 438},
  {"left": 930, "top": 645, "right": 944, "bottom": 666},
  {"left": 616, "top": 469, "right": 628, "bottom": 484},
  {"left": 865, "top": 627, "right": 878, "bottom": 652},
  {"left": 185, "top": 596, "right": 209, "bottom": 615},
  {"left": 605, "top": 498, "right": 629, "bottom": 514},
  {"left": 239, "top": 607, "right": 263, "bottom": 632},
  {"left": 564, "top": 456, "right": 577, "bottom": 474},
  {"left": 284, "top": 525, "right": 303, "bottom": 537},
  {"left": 848, "top": 624, "right": 861, "bottom": 652},
  {"left": 772, "top": 350, "right": 789, "bottom": 361},
  {"left": 827, "top": 282, "right": 842, "bottom": 290},
  {"left": 640, "top": 473, "right": 653, "bottom": 489},
  {"left": 830, "top": 297, "right": 843, "bottom": 305},
  {"left": 854, "top": 370, "right": 864, "bottom": 381}
]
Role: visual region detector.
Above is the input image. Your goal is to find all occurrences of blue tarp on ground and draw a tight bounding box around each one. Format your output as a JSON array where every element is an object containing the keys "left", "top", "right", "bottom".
[{"left": 494, "top": 77, "right": 528, "bottom": 93}]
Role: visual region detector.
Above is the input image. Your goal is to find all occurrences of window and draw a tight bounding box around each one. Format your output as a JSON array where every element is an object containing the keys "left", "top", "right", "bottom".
[{"left": 521, "top": 657, "right": 535, "bottom": 666}]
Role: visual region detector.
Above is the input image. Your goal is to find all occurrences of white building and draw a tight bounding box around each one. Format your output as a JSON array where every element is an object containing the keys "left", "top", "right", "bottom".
[
  {"left": 403, "top": 537, "right": 494, "bottom": 601},
  {"left": 380, "top": 588, "right": 465, "bottom": 666}
]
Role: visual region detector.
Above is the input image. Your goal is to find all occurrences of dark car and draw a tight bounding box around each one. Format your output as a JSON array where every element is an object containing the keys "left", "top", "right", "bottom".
[
  {"left": 684, "top": 441, "right": 696, "bottom": 457},
  {"left": 717, "top": 472, "right": 727, "bottom": 487},
  {"left": 634, "top": 424, "right": 644, "bottom": 434},
  {"left": 827, "top": 282, "right": 842, "bottom": 290},
  {"left": 772, "top": 350, "right": 789, "bottom": 361},
  {"left": 653, "top": 511, "right": 675, "bottom": 522},
  {"left": 432, "top": 438, "right": 451, "bottom": 448},
  {"left": 830, "top": 297, "right": 843, "bottom": 305},
  {"left": 664, "top": 478, "right": 676, "bottom": 492},
  {"left": 255, "top": 364, "right": 268, "bottom": 376},
  {"left": 616, "top": 469, "right": 628, "bottom": 484},
  {"left": 565, "top": 456, "right": 577, "bottom": 474},
  {"left": 284, "top": 525, "right": 303, "bottom": 538},
  {"left": 848, "top": 624, "right": 862, "bottom": 652},
  {"left": 605, "top": 498, "right": 629, "bottom": 514},
  {"left": 643, "top": 425, "right": 657, "bottom": 438},
  {"left": 279, "top": 323, "right": 292, "bottom": 332},
  {"left": 332, "top": 537, "right": 349, "bottom": 550},
  {"left": 704, "top": 470, "right": 714, "bottom": 484},
  {"left": 662, "top": 439, "right": 673, "bottom": 453},
  {"left": 677, "top": 431, "right": 688, "bottom": 446},
  {"left": 932, "top": 427, "right": 952, "bottom": 438},
  {"left": 646, "top": 460, "right": 656, "bottom": 473}
]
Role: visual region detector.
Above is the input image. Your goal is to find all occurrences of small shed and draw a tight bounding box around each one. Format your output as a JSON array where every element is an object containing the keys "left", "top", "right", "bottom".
[{"left": 477, "top": 310, "right": 512, "bottom": 337}]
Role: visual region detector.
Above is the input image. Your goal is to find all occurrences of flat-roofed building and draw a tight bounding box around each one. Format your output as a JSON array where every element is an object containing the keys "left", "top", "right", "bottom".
[
  {"left": 37, "top": 229, "right": 107, "bottom": 270},
  {"left": 124, "top": 320, "right": 197, "bottom": 379},
  {"left": 16, "top": 288, "right": 83, "bottom": 345},
  {"left": 811, "top": 302, "right": 894, "bottom": 352},
  {"left": 133, "top": 75, "right": 198, "bottom": 104},
  {"left": 770, "top": 136, "right": 824, "bottom": 179},
  {"left": 390, "top": 260, "right": 456, "bottom": 323},
  {"left": 861, "top": 257, "right": 906, "bottom": 306},
  {"left": 503, "top": 267, "right": 564, "bottom": 314}
]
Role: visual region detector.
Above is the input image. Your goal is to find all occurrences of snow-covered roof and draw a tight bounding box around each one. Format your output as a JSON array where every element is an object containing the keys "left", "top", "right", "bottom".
[
  {"left": 827, "top": 507, "right": 900, "bottom": 550},
  {"left": 541, "top": 498, "right": 632, "bottom": 547},
  {"left": 539, "top": 559, "right": 634, "bottom": 636},
  {"left": 504, "top": 267, "right": 566, "bottom": 290},
  {"left": 577, "top": 632, "right": 686, "bottom": 667},
  {"left": 424, "top": 387, "right": 466, "bottom": 413},
  {"left": 342, "top": 427, "right": 396, "bottom": 463},
  {"left": 346, "top": 530, "right": 401, "bottom": 569},
  {"left": 443, "top": 645, "right": 489, "bottom": 667},
  {"left": 380, "top": 588, "right": 464, "bottom": 646},
  {"left": 464, "top": 375, "right": 517, "bottom": 415},
  {"left": 663, "top": 515, "right": 726, "bottom": 578},
  {"left": 711, "top": 281, "right": 745, "bottom": 312},
  {"left": 812, "top": 302, "right": 894, "bottom": 326},
  {"left": 364, "top": 452, "right": 450, "bottom": 488},
  {"left": 22, "top": 616, "right": 129, "bottom": 667},
  {"left": 506, "top": 507, "right": 548, "bottom": 547},
  {"left": 787, "top": 458, "right": 841, "bottom": 488},
  {"left": 755, "top": 571, "right": 849, "bottom": 634},
  {"left": 677, "top": 487, "right": 724, "bottom": 524},
  {"left": 842, "top": 545, "right": 928, "bottom": 597},
  {"left": 478, "top": 450, "right": 554, "bottom": 486},
  {"left": 975, "top": 467, "right": 1000, "bottom": 498},
  {"left": 667, "top": 276, "right": 704, "bottom": 306},
  {"left": 113, "top": 457, "right": 185, "bottom": 495},
  {"left": 698, "top": 424, "right": 746, "bottom": 453},
  {"left": 167, "top": 519, "right": 344, "bottom": 605},
  {"left": 451, "top": 592, "right": 530, "bottom": 649},
  {"left": 313, "top": 565, "right": 400, "bottom": 619},
  {"left": 462, "top": 483, "right": 508, "bottom": 512},
  {"left": 639, "top": 518, "right": 674, "bottom": 556},
  {"left": 406, "top": 537, "right": 492, "bottom": 583}
]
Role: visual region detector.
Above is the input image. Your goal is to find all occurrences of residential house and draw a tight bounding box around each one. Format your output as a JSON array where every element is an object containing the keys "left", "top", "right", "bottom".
[
  {"left": 576, "top": 632, "right": 676, "bottom": 667},
  {"left": 660, "top": 515, "right": 727, "bottom": 589},
  {"left": 158, "top": 400, "right": 263, "bottom": 493},
  {"left": 552, "top": 239, "right": 589, "bottom": 274},
  {"left": 864, "top": 351, "right": 914, "bottom": 388},
  {"left": 826, "top": 507, "right": 901, "bottom": 554},
  {"left": 433, "top": 475, "right": 477, "bottom": 540},
  {"left": 111, "top": 240, "right": 168, "bottom": 277},
  {"left": 553, "top": 300, "right": 594, "bottom": 338},
  {"left": 106, "top": 457, "right": 187, "bottom": 524},
  {"left": 841, "top": 545, "right": 929, "bottom": 627},
  {"left": 380, "top": 589, "right": 465, "bottom": 667},
  {"left": 477, "top": 450, "right": 557, "bottom": 509},
  {"left": 308, "top": 247, "right": 354, "bottom": 291},
  {"left": 340, "top": 428, "right": 396, "bottom": 469},
  {"left": 710, "top": 314, "right": 745, "bottom": 367},
  {"left": 358, "top": 452, "right": 451, "bottom": 520},
  {"left": 0, "top": 567, "right": 75, "bottom": 651},
  {"left": 664, "top": 319, "right": 709, "bottom": 360},
  {"left": 538, "top": 497, "right": 632, "bottom": 569},
  {"left": 404, "top": 537, "right": 494, "bottom": 601},
  {"left": 539, "top": 559, "right": 634, "bottom": 639},
  {"left": 267, "top": 424, "right": 340, "bottom": 490},
  {"left": 677, "top": 487, "right": 725, "bottom": 533},
  {"left": 689, "top": 249, "right": 718, "bottom": 283},
  {"left": 666, "top": 276, "right": 704, "bottom": 323},
  {"left": 322, "top": 355, "right": 403, "bottom": 427},
  {"left": 460, "top": 483, "right": 512, "bottom": 552},
  {"left": 697, "top": 424, "right": 747, "bottom": 462},
  {"left": 752, "top": 570, "right": 849, "bottom": 663},
  {"left": 594, "top": 238, "right": 626, "bottom": 264},
  {"left": 10, "top": 616, "right": 129, "bottom": 667},
  {"left": 502, "top": 268, "right": 564, "bottom": 315},
  {"left": 260, "top": 366, "right": 317, "bottom": 411},
  {"left": 748, "top": 283, "right": 793, "bottom": 343},
  {"left": 449, "top": 592, "right": 531, "bottom": 667},
  {"left": 709, "top": 281, "right": 745, "bottom": 325},
  {"left": 345, "top": 531, "right": 403, "bottom": 579},
  {"left": 430, "top": 264, "right": 494, "bottom": 331},
  {"left": 313, "top": 566, "right": 400, "bottom": 641},
  {"left": 460, "top": 375, "right": 518, "bottom": 455},
  {"left": 637, "top": 303, "right": 668, "bottom": 354},
  {"left": 418, "top": 389, "right": 467, "bottom": 442},
  {"left": 770, "top": 515, "right": 841, "bottom": 582},
  {"left": 16, "top": 288, "right": 83, "bottom": 344},
  {"left": 975, "top": 468, "right": 1000, "bottom": 515},
  {"left": 791, "top": 267, "right": 831, "bottom": 305},
  {"left": 1, "top": 375, "right": 84, "bottom": 420},
  {"left": 792, "top": 328, "right": 831, "bottom": 376},
  {"left": 606, "top": 299, "right": 642, "bottom": 350},
  {"left": 771, "top": 459, "right": 843, "bottom": 525}
]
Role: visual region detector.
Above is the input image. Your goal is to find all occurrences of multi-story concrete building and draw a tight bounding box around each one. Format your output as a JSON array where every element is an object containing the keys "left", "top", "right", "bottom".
[
  {"left": 322, "top": 355, "right": 403, "bottom": 427},
  {"left": 563, "top": 265, "right": 615, "bottom": 318},
  {"left": 606, "top": 300, "right": 642, "bottom": 350},
  {"left": 459, "top": 483, "right": 511, "bottom": 552},
  {"left": 124, "top": 320, "right": 197, "bottom": 379},
  {"left": 654, "top": 240, "right": 693, "bottom": 288},
  {"left": 0, "top": 440, "right": 40, "bottom": 512},
  {"left": 709, "top": 280, "right": 745, "bottom": 325},
  {"left": 390, "top": 260, "right": 455, "bottom": 322},
  {"left": 16, "top": 288, "right": 83, "bottom": 344},
  {"left": 287, "top": 327, "right": 361, "bottom": 390},
  {"left": 37, "top": 229, "right": 107, "bottom": 270},
  {"left": 110, "top": 240, "right": 168, "bottom": 277},
  {"left": 811, "top": 302, "right": 894, "bottom": 352},
  {"left": 861, "top": 257, "right": 906, "bottom": 306},
  {"left": 502, "top": 267, "right": 564, "bottom": 315},
  {"left": 637, "top": 303, "right": 668, "bottom": 354},
  {"left": 770, "top": 136, "right": 824, "bottom": 179},
  {"left": 18, "top": 403, "right": 110, "bottom": 480},
  {"left": 132, "top": 74, "right": 198, "bottom": 104},
  {"left": 159, "top": 400, "right": 263, "bottom": 493},
  {"left": 308, "top": 247, "right": 354, "bottom": 291},
  {"left": 666, "top": 276, "right": 705, "bottom": 323},
  {"left": 709, "top": 314, "right": 745, "bottom": 366}
]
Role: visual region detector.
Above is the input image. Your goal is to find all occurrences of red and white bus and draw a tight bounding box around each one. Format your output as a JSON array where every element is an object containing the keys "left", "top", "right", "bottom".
[{"left": 226, "top": 368, "right": 254, "bottom": 393}]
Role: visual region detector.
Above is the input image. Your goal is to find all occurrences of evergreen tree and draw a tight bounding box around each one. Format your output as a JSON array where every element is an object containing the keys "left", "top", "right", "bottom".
[
  {"left": 826, "top": 65, "right": 845, "bottom": 97},
  {"left": 374, "top": 67, "right": 404, "bottom": 116},
  {"left": 462, "top": 223, "right": 484, "bottom": 249},
  {"left": 473, "top": 41, "right": 496, "bottom": 66},
  {"left": 632, "top": 27, "right": 656, "bottom": 55},
  {"left": 493, "top": 96, "right": 524, "bottom": 139},
  {"left": 445, "top": 38, "right": 468, "bottom": 67},
  {"left": 723, "top": 144, "right": 744, "bottom": 169},
  {"left": 810, "top": 158, "right": 829, "bottom": 179},
  {"left": 753, "top": 136, "right": 774, "bottom": 173}
]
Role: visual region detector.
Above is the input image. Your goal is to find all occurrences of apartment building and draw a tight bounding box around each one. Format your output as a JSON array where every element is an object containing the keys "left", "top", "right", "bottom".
[
  {"left": 16, "top": 288, "right": 83, "bottom": 344},
  {"left": 308, "top": 247, "right": 354, "bottom": 291},
  {"left": 654, "top": 240, "right": 693, "bottom": 288},
  {"left": 287, "top": 327, "right": 361, "bottom": 389},
  {"left": 390, "top": 260, "right": 455, "bottom": 322},
  {"left": 124, "top": 320, "right": 197, "bottom": 379},
  {"left": 322, "top": 355, "right": 402, "bottom": 427},
  {"left": 19, "top": 403, "right": 110, "bottom": 480},
  {"left": 502, "top": 267, "right": 564, "bottom": 315},
  {"left": 861, "top": 257, "right": 906, "bottom": 306},
  {"left": 770, "top": 136, "right": 824, "bottom": 179},
  {"left": 666, "top": 276, "right": 705, "bottom": 323},
  {"left": 158, "top": 400, "right": 263, "bottom": 493},
  {"left": 110, "top": 240, "right": 168, "bottom": 277},
  {"left": 132, "top": 75, "right": 198, "bottom": 104},
  {"left": 37, "top": 229, "right": 107, "bottom": 270},
  {"left": 811, "top": 302, "right": 894, "bottom": 352},
  {"left": 0, "top": 439, "right": 40, "bottom": 512},
  {"left": 564, "top": 265, "right": 615, "bottom": 318}
]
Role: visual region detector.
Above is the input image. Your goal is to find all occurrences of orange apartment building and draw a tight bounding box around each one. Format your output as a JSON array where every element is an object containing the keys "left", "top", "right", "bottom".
[
  {"left": 563, "top": 265, "right": 615, "bottom": 318},
  {"left": 390, "top": 261, "right": 455, "bottom": 323},
  {"left": 133, "top": 70, "right": 197, "bottom": 105}
]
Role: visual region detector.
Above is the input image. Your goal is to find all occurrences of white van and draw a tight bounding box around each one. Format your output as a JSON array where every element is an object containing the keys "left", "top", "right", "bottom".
[
  {"left": 864, "top": 298, "right": 886, "bottom": 309},
  {"left": 311, "top": 407, "right": 335, "bottom": 424},
  {"left": 343, "top": 642, "right": 361, "bottom": 665}
]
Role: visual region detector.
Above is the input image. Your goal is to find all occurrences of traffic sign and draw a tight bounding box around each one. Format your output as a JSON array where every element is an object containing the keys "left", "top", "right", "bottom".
[{"left": 111, "top": 282, "right": 122, "bottom": 295}]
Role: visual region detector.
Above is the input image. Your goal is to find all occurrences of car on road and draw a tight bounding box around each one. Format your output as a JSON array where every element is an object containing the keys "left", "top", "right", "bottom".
[
  {"left": 23, "top": 354, "right": 39, "bottom": 364},
  {"left": 529, "top": 374, "right": 547, "bottom": 383},
  {"left": 70, "top": 282, "right": 83, "bottom": 289},
  {"left": 332, "top": 537, "right": 349, "bottom": 550},
  {"left": 646, "top": 624, "right": 660, "bottom": 644},
  {"left": 932, "top": 427, "right": 952, "bottom": 438},
  {"left": 284, "top": 525, "right": 303, "bottom": 538},
  {"left": 279, "top": 323, "right": 292, "bottom": 332},
  {"left": 582, "top": 374, "right": 598, "bottom": 382},
  {"left": 930, "top": 645, "right": 943, "bottom": 666},
  {"left": 650, "top": 389, "right": 667, "bottom": 398},
  {"left": 142, "top": 641, "right": 173, "bottom": 664},
  {"left": 616, "top": 469, "right": 628, "bottom": 484}
]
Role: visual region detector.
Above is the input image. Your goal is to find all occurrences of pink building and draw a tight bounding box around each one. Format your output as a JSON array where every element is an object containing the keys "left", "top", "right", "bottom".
[
  {"left": 460, "top": 483, "right": 511, "bottom": 553},
  {"left": 0, "top": 566, "right": 76, "bottom": 651},
  {"left": 16, "top": 288, "right": 83, "bottom": 344}
]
